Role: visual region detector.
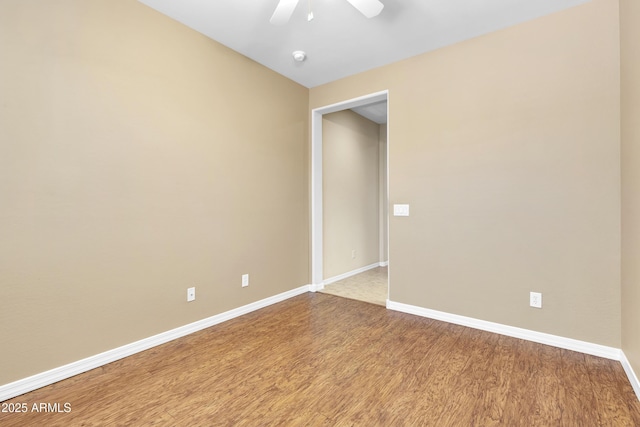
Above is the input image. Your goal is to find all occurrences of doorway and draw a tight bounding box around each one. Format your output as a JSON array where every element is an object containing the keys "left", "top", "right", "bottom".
[{"left": 310, "top": 90, "right": 389, "bottom": 306}]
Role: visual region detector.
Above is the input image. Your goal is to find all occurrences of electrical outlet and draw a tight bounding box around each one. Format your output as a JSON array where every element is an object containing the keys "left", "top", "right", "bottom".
[
  {"left": 351, "top": 250, "right": 356, "bottom": 259},
  {"left": 242, "top": 274, "right": 249, "bottom": 288},
  {"left": 187, "top": 287, "right": 195, "bottom": 302},
  {"left": 530, "top": 292, "right": 542, "bottom": 308}
]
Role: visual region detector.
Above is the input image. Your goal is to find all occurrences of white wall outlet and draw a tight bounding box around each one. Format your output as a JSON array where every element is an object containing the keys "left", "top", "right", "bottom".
[
  {"left": 351, "top": 250, "right": 356, "bottom": 259},
  {"left": 393, "top": 204, "right": 410, "bottom": 216},
  {"left": 242, "top": 274, "right": 249, "bottom": 288},
  {"left": 187, "top": 287, "right": 195, "bottom": 302},
  {"left": 530, "top": 291, "right": 542, "bottom": 308}
]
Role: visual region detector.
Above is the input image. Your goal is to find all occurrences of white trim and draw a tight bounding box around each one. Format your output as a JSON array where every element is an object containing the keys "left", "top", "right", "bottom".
[
  {"left": 311, "top": 106, "right": 323, "bottom": 287},
  {"left": 309, "top": 283, "right": 323, "bottom": 292},
  {"left": 621, "top": 351, "right": 640, "bottom": 401},
  {"left": 0, "top": 285, "right": 310, "bottom": 402},
  {"left": 387, "top": 300, "right": 621, "bottom": 360},
  {"left": 323, "top": 263, "right": 380, "bottom": 286},
  {"left": 383, "top": 99, "right": 390, "bottom": 300},
  {"left": 311, "top": 90, "right": 390, "bottom": 288}
]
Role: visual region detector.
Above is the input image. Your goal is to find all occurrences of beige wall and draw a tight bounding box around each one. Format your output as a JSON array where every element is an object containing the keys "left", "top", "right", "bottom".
[
  {"left": 621, "top": 0, "right": 640, "bottom": 379},
  {"left": 323, "top": 110, "right": 380, "bottom": 278},
  {"left": 311, "top": 0, "right": 621, "bottom": 346},
  {"left": 379, "top": 124, "right": 388, "bottom": 264},
  {"left": 0, "top": 0, "right": 309, "bottom": 385}
]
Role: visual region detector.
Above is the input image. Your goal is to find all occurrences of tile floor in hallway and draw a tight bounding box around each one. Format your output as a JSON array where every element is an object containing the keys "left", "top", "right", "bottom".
[{"left": 319, "top": 266, "right": 388, "bottom": 306}]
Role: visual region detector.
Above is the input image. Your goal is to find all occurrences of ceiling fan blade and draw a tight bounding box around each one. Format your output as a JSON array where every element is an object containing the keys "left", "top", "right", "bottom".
[
  {"left": 270, "top": 0, "right": 300, "bottom": 25},
  {"left": 345, "top": 0, "right": 384, "bottom": 18}
]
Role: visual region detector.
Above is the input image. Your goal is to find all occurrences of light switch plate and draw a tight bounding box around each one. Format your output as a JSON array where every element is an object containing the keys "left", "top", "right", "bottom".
[{"left": 393, "top": 204, "right": 410, "bottom": 216}]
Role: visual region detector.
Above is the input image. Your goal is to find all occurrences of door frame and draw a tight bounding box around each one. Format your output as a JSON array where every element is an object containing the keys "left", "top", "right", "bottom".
[{"left": 310, "top": 90, "right": 389, "bottom": 292}]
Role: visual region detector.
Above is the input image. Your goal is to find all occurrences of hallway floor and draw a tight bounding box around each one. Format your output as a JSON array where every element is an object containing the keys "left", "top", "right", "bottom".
[{"left": 320, "top": 266, "right": 388, "bottom": 306}]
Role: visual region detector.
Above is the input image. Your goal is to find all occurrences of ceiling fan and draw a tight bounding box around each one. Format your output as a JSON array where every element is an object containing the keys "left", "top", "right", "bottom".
[{"left": 270, "top": 0, "right": 384, "bottom": 25}]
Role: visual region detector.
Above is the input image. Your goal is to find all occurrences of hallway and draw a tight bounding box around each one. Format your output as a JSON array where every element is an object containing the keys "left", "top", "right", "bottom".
[{"left": 320, "top": 266, "right": 388, "bottom": 306}]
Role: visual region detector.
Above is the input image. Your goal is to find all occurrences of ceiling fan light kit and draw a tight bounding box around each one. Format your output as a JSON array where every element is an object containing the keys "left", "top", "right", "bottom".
[
  {"left": 270, "top": 0, "right": 384, "bottom": 25},
  {"left": 345, "top": 0, "right": 384, "bottom": 18}
]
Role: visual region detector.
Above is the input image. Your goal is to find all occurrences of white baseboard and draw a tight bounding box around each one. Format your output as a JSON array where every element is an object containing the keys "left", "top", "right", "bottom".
[
  {"left": 0, "top": 285, "right": 311, "bottom": 402},
  {"left": 379, "top": 261, "right": 389, "bottom": 267},
  {"left": 323, "top": 262, "right": 381, "bottom": 286},
  {"left": 309, "top": 283, "right": 324, "bottom": 292},
  {"left": 621, "top": 351, "right": 640, "bottom": 401},
  {"left": 387, "top": 300, "right": 621, "bottom": 360},
  {"left": 5, "top": 289, "right": 636, "bottom": 403}
]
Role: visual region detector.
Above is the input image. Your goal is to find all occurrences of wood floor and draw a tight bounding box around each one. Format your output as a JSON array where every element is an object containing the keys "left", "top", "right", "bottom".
[{"left": 2, "top": 293, "right": 639, "bottom": 426}]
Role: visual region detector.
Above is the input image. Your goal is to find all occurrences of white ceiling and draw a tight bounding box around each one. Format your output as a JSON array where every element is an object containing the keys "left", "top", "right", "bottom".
[
  {"left": 352, "top": 101, "right": 387, "bottom": 124},
  {"left": 138, "top": 0, "right": 589, "bottom": 88}
]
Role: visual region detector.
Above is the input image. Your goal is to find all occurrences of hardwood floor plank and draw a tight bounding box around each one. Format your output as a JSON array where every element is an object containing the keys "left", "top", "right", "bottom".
[
  {"left": 556, "top": 349, "right": 598, "bottom": 426},
  {"left": 1, "top": 293, "right": 638, "bottom": 426},
  {"left": 439, "top": 330, "right": 504, "bottom": 426},
  {"left": 501, "top": 339, "right": 564, "bottom": 425},
  {"left": 586, "top": 353, "right": 640, "bottom": 426}
]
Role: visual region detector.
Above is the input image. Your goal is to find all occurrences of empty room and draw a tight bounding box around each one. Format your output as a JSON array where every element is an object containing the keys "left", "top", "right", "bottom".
[{"left": 1, "top": 0, "right": 640, "bottom": 425}]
